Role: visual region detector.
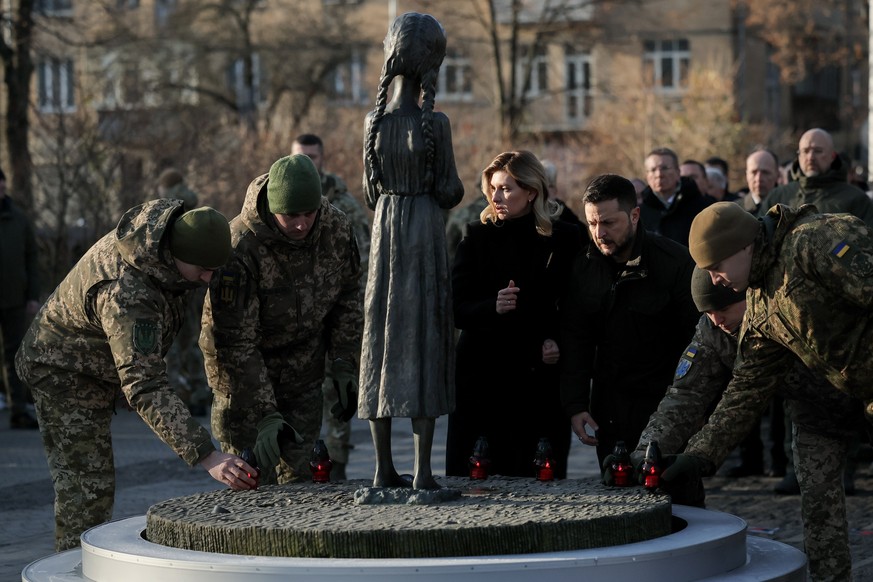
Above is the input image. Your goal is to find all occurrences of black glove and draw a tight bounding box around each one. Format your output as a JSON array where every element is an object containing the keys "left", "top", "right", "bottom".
[
  {"left": 601, "top": 454, "right": 640, "bottom": 487},
  {"left": 659, "top": 454, "right": 711, "bottom": 507},
  {"left": 253, "top": 412, "right": 303, "bottom": 470},
  {"left": 330, "top": 358, "right": 358, "bottom": 422}
]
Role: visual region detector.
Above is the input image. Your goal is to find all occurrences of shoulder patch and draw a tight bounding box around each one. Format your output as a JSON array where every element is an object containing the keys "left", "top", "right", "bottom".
[
  {"left": 133, "top": 319, "right": 159, "bottom": 355},
  {"left": 831, "top": 240, "right": 850, "bottom": 258},
  {"left": 675, "top": 344, "right": 698, "bottom": 379},
  {"left": 675, "top": 358, "right": 693, "bottom": 379},
  {"left": 218, "top": 271, "right": 239, "bottom": 308}
]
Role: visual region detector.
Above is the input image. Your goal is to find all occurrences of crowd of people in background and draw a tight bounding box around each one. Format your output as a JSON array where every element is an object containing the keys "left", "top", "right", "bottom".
[{"left": 2, "top": 123, "right": 872, "bottom": 581}]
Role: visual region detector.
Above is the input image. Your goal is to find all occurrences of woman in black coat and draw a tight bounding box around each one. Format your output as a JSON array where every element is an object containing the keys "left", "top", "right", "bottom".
[{"left": 446, "top": 151, "right": 582, "bottom": 478}]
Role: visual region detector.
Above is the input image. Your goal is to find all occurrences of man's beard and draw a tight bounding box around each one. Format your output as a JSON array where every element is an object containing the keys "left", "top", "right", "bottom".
[{"left": 598, "top": 227, "right": 635, "bottom": 260}]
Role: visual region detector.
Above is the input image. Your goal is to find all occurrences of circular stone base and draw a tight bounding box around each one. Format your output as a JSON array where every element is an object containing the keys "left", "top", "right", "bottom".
[{"left": 146, "top": 477, "right": 672, "bottom": 558}]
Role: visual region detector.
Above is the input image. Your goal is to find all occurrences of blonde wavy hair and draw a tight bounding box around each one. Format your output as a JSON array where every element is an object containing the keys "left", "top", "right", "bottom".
[{"left": 479, "top": 150, "right": 558, "bottom": 236}]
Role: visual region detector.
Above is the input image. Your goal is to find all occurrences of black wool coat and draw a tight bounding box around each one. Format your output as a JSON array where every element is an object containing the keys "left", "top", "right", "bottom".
[{"left": 446, "top": 213, "right": 582, "bottom": 478}]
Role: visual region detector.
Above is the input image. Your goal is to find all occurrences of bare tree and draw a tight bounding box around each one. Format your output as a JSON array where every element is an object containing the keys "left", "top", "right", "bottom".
[
  {"left": 737, "top": 0, "right": 867, "bottom": 84},
  {"left": 0, "top": 1, "right": 35, "bottom": 208}
]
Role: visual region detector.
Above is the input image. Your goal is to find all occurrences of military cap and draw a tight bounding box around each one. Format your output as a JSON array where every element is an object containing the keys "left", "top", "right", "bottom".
[
  {"left": 691, "top": 266, "right": 745, "bottom": 312},
  {"left": 689, "top": 201, "right": 760, "bottom": 268},
  {"left": 168, "top": 206, "right": 231, "bottom": 269},
  {"left": 267, "top": 154, "right": 322, "bottom": 215}
]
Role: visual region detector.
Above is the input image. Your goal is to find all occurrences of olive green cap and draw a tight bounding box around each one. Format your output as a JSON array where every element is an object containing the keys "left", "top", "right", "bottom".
[
  {"left": 688, "top": 201, "right": 761, "bottom": 268},
  {"left": 267, "top": 154, "right": 322, "bottom": 214},
  {"left": 691, "top": 266, "right": 745, "bottom": 312},
  {"left": 168, "top": 207, "right": 231, "bottom": 269}
]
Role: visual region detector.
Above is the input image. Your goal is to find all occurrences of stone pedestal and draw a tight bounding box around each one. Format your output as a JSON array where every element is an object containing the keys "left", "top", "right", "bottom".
[{"left": 146, "top": 476, "right": 672, "bottom": 558}]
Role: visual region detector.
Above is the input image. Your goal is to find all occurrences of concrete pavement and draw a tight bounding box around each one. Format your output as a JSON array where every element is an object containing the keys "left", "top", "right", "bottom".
[{"left": 0, "top": 406, "right": 601, "bottom": 581}]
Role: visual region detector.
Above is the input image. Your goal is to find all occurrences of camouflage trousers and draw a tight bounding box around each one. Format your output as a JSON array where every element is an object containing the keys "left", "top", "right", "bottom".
[
  {"left": 794, "top": 423, "right": 851, "bottom": 582},
  {"left": 28, "top": 373, "right": 116, "bottom": 551},
  {"left": 321, "top": 358, "right": 352, "bottom": 465},
  {"left": 211, "top": 377, "right": 323, "bottom": 484}
]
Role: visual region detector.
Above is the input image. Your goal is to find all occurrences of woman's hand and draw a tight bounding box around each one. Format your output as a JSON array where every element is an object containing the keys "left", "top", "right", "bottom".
[
  {"left": 542, "top": 338, "right": 560, "bottom": 364},
  {"left": 496, "top": 279, "right": 520, "bottom": 314}
]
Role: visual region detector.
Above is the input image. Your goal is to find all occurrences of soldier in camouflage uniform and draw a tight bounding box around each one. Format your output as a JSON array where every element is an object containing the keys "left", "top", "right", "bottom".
[
  {"left": 628, "top": 267, "right": 862, "bottom": 580},
  {"left": 200, "top": 154, "right": 362, "bottom": 484},
  {"left": 291, "top": 134, "right": 369, "bottom": 479},
  {"left": 14, "top": 200, "right": 257, "bottom": 551},
  {"left": 658, "top": 201, "right": 872, "bottom": 581}
]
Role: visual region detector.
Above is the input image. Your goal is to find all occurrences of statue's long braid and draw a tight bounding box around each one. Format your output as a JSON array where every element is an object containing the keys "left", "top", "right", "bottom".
[
  {"left": 365, "top": 72, "right": 393, "bottom": 190},
  {"left": 420, "top": 68, "right": 438, "bottom": 194}
]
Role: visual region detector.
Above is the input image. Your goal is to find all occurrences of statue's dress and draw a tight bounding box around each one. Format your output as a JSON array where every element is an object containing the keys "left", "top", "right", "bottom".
[{"left": 357, "top": 110, "right": 464, "bottom": 419}]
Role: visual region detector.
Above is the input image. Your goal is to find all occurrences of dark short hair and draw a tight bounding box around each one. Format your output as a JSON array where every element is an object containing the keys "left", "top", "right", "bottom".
[
  {"left": 583, "top": 174, "right": 638, "bottom": 213},
  {"left": 681, "top": 159, "right": 706, "bottom": 175},
  {"left": 705, "top": 156, "right": 729, "bottom": 174},
  {"left": 646, "top": 147, "right": 679, "bottom": 168},
  {"left": 293, "top": 133, "right": 323, "bottom": 151}
]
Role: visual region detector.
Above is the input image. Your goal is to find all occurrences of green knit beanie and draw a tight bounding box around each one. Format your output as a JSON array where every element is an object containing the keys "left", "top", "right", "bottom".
[
  {"left": 169, "top": 207, "right": 231, "bottom": 269},
  {"left": 691, "top": 266, "right": 745, "bottom": 312},
  {"left": 688, "top": 201, "right": 761, "bottom": 269},
  {"left": 267, "top": 154, "right": 322, "bottom": 214}
]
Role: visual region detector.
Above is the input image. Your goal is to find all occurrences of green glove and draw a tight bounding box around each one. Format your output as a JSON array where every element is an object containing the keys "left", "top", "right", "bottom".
[
  {"left": 658, "top": 454, "right": 711, "bottom": 507},
  {"left": 253, "top": 412, "right": 303, "bottom": 470},
  {"left": 330, "top": 358, "right": 358, "bottom": 422}
]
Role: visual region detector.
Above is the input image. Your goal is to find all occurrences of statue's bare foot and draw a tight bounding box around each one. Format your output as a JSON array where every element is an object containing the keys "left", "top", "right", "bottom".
[
  {"left": 413, "top": 473, "right": 441, "bottom": 490},
  {"left": 373, "top": 470, "right": 412, "bottom": 488}
]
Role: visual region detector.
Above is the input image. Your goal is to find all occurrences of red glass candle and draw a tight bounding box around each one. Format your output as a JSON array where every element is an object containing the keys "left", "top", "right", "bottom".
[
  {"left": 309, "top": 439, "right": 333, "bottom": 483},
  {"left": 469, "top": 436, "right": 491, "bottom": 480}
]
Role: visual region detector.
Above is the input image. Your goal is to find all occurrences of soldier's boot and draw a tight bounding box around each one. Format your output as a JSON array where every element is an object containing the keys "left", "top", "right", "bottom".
[{"left": 331, "top": 461, "right": 347, "bottom": 481}]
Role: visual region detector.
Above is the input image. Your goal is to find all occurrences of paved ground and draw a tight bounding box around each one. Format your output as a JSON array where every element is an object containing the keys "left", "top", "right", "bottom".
[{"left": 2, "top": 406, "right": 872, "bottom": 580}]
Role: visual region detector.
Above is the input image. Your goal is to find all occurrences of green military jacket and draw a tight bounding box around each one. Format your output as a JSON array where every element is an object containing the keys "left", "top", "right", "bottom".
[
  {"left": 685, "top": 204, "right": 873, "bottom": 467},
  {"left": 631, "top": 315, "right": 734, "bottom": 465},
  {"left": 200, "top": 173, "right": 363, "bottom": 416},
  {"left": 16, "top": 199, "right": 215, "bottom": 466},
  {"left": 760, "top": 158, "right": 873, "bottom": 226}
]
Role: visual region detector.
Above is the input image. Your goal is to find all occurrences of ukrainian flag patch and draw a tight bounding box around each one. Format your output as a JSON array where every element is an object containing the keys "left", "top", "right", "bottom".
[
  {"left": 684, "top": 346, "right": 697, "bottom": 359},
  {"left": 831, "top": 241, "right": 850, "bottom": 258}
]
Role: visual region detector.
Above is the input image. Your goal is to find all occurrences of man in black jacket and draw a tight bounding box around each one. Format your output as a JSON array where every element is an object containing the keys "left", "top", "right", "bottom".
[
  {"left": 639, "top": 147, "right": 713, "bottom": 246},
  {"left": 560, "top": 173, "right": 699, "bottom": 465}
]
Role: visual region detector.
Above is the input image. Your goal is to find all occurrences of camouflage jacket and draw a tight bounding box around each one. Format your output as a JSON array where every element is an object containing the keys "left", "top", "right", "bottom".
[
  {"left": 631, "top": 315, "right": 734, "bottom": 465},
  {"left": 200, "top": 174, "right": 363, "bottom": 415},
  {"left": 322, "top": 171, "right": 371, "bottom": 271},
  {"left": 16, "top": 199, "right": 215, "bottom": 466},
  {"left": 685, "top": 203, "right": 872, "bottom": 467}
]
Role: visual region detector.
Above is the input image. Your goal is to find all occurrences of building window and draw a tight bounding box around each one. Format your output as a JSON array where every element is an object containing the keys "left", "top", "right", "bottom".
[
  {"left": 643, "top": 39, "right": 690, "bottom": 93},
  {"left": 35, "top": 0, "right": 73, "bottom": 16},
  {"left": 38, "top": 58, "right": 75, "bottom": 113},
  {"left": 329, "top": 48, "right": 366, "bottom": 104},
  {"left": 228, "top": 53, "right": 266, "bottom": 110},
  {"left": 154, "top": 0, "right": 177, "bottom": 28},
  {"left": 565, "top": 48, "right": 592, "bottom": 122},
  {"left": 518, "top": 45, "right": 548, "bottom": 98},
  {"left": 437, "top": 52, "right": 473, "bottom": 102}
]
